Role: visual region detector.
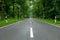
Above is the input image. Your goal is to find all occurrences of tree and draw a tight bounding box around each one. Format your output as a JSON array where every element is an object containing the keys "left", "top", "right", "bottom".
[{"left": 1, "top": 0, "right": 5, "bottom": 20}]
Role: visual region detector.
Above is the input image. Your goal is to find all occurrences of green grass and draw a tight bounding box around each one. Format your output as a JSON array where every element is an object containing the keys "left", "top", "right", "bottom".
[
  {"left": 37, "top": 18, "right": 60, "bottom": 26},
  {"left": 0, "top": 18, "right": 24, "bottom": 27}
]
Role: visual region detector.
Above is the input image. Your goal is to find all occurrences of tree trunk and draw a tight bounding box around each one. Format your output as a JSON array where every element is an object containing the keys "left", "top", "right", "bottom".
[
  {"left": 12, "top": 0, "right": 15, "bottom": 18},
  {"left": 43, "top": 8, "right": 45, "bottom": 19},
  {"left": 1, "top": 0, "right": 5, "bottom": 20}
]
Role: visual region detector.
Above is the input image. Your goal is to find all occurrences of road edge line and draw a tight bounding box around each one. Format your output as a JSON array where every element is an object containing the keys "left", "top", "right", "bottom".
[
  {"left": 34, "top": 19, "right": 60, "bottom": 27},
  {"left": 0, "top": 19, "right": 27, "bottom": 29}
]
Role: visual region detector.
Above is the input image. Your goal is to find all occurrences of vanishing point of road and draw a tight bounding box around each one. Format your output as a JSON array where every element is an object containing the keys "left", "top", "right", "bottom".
[{"left": 0, "top": 18, "right": 60, "bottom": 40}]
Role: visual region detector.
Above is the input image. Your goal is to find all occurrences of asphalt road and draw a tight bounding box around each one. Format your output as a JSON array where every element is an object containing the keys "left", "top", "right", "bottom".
[{"left": 0, "top": 18, "right": 60, "bottom": 40}]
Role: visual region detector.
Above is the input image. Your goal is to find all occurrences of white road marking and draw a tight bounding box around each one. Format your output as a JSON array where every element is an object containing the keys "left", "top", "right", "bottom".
[
  {"left": 30, "top": 27, "right": 34, "bottom": 38},
  {"left": 0, "top": 19, "right": 27, "bottom": 29}
]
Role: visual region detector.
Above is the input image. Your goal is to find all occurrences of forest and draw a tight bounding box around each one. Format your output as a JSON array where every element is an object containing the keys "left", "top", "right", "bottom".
[{"left": 0, "top": 0, "right": 60, "bottom": 27}]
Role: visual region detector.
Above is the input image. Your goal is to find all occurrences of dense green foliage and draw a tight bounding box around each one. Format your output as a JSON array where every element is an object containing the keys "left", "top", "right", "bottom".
[
  {"left": 0, "top": 0, "right": 28, "bottom": 20},
  {"left": 32, "top": 0, "right": 60, "bottom": 20},
  {"left": 0, "top": 0, "right": 60, "bottom": 20}
]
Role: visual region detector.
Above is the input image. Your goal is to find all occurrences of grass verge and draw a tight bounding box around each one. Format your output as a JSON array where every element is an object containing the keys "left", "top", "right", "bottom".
[
  {"left": 0, "top": 18, "right": 25, "bottom": 27},
  {"left": 37, "top": 18, "right": 60, "bottom": 26}
]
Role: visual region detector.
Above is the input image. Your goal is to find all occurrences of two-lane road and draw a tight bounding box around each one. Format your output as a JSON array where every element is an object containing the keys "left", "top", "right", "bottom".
[{"left": 0, "top": 18, "right": 60, "bottom": 40}]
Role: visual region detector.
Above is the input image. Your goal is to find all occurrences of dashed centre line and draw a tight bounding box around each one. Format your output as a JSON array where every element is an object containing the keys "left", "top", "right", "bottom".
[{"left": 30, "top": 27, "right": 34, "bottom": 38}]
